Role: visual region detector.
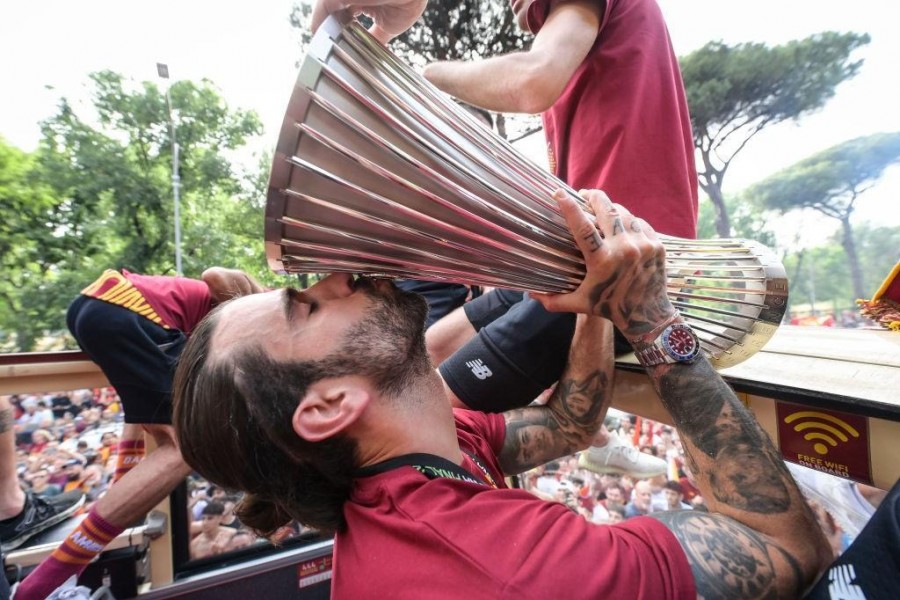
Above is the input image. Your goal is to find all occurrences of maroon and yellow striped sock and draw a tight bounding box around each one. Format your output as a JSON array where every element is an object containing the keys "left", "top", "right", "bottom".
[
  {"left": 113, "top": 439, "right": 145, "bottom": 483},
  {"left": 15, "top": 509, "right": 122, "bottom": 600}
]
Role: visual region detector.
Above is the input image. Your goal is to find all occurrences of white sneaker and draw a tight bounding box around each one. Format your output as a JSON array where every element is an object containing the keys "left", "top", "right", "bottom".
[{"left": 578, "top": 431, "right": 667, "bottom": 478}]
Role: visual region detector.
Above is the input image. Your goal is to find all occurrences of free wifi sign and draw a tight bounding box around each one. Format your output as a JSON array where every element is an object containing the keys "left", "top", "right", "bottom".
[{"left": 776, "top": 401, "right": 871, "bottom": 484}]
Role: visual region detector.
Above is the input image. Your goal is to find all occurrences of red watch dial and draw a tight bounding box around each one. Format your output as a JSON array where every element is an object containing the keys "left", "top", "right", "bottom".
[{"left": 662, "top": 324, "right": 700, "bottom": 362}]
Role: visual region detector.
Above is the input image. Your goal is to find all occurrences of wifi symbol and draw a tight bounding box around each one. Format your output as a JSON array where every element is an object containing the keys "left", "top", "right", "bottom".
[{"left": 784, "top": 411, "right": 860, "bottom": 455}]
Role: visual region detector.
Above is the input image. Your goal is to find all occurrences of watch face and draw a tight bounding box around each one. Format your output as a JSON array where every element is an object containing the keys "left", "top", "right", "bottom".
[{"left": 661, "top": 324, "right": 700, "bottom": 362}]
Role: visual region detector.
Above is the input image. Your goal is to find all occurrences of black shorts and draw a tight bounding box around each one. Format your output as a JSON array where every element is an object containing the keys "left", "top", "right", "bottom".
[
  {"left": 463, "top": 288, "right": 524, "bottom": 331},
  {"left": 441, "top": 290, "right": 632, "bottom": 413},
  {"left": 66, "top": 295, "right": 185, "bottom": 425},
  {"left": 441, "top": 292, "right": 575, "bottom": 412}
]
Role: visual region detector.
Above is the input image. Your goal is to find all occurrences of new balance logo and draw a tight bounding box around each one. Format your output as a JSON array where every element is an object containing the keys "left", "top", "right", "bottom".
[
  {"left": 466, "top": 359, "right": 492, "bottom": 380},
  {"left": 828, "top": 564, "right": 866, "bottom": 600}
]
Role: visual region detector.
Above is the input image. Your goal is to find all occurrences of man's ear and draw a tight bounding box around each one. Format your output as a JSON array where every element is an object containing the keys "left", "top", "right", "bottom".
[{"left": 292, "top": 377, "right": 372, "bottom": 442}]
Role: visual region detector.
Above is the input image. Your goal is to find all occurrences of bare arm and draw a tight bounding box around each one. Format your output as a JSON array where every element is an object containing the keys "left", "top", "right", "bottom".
[
  {"left": 201, "top": 268, "right": 265, "bottom": 305},
  {"left": 535, "top": 190, "right": 832, "bottom": 598},
  {"left": 423, "top": 0, "right": 600, "bottom": 113},
  {"left": 498, "top": 314, "right": 613, "bottom": 475},
  {"left": 424, "top": 304, "right": 476, "bottom": 365}
]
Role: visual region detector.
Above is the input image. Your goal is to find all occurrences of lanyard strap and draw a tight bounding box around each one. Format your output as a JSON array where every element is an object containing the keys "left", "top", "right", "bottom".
[{"left": 354, "top": 452, "right": 495, "bottom": 488}]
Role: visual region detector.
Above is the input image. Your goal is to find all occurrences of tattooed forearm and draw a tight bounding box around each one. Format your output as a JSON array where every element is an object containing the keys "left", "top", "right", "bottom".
[
  {"left": 650, "top": 358, "right": 792, "bottom": 514},
  {"left": 500, "top": 317, "right": 614, "bottom": 475},
  {"left": 554, "top": 370, "right": 609, "bottom": 426},
  {"left": 652, "top": 511, "right": 802, "bottom": 600},
  {"left": 499, "top": 370, "right": 609, "bottom": 474}
]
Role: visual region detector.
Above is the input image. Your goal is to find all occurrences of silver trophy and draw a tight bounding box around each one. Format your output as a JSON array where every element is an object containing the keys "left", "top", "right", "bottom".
[{"left": 265, "top": 15, "right": 788, "bottom": 369}]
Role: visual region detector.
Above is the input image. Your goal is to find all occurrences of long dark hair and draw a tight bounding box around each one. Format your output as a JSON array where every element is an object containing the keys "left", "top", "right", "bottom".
[
  {"left": 173, "top": 311, "right": 359, "bottom": 535},
  {"left": 173, "top": 289, "right": 430, "bottom": 536}
]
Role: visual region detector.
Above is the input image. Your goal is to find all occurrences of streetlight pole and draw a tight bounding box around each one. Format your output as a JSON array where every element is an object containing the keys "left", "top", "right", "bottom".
[{"left": 157, "top": 63, "right": 183, "bottom": 276}]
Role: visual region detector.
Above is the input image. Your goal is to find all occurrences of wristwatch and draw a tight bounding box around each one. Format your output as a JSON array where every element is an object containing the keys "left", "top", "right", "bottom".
[{"left": 634, "top": 321, "right": 701, "bottom": 366}]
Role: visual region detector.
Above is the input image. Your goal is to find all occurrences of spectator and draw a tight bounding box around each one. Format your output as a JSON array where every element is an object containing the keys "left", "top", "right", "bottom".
[
  {"left": 16, "top": 403, "right": 45, "bottom": 434},
  {"left": 661, "top": 481, "right": 692, "bottom": 511},
  {"left": 49, "top": 392, "right": 76, "bottom": 420},
  {"left": 225, "top": 530, "right": 257, "bottom": 552},
  {"left": 625, "top": 480, "right": 654, "bottom": 518},
  {"left": 61, "top": 459, "right": 90, "bottom": 495},
  {"left": 606, "top": 502, "right": 627, "bottom": 525},
  {"left": 97, "top": 431, "right": 118, "bottom": 466},
  {"left": 648, "top": 474, "right": 669, "bottom": 511},
  {"left": 220, "top": 497, "right": 242, "bottom": 530},
  {"left": 591, "top": 481, "right": 626, "bottom": 524},
  {"left": 190, "top": 501, "right": 236, "bottom": 560},
  {"left": 28, "top": 429, "right": 53, "bottom": 455},
  {"left": 192, "top": 485, "right": 228, "bottom": 521}
]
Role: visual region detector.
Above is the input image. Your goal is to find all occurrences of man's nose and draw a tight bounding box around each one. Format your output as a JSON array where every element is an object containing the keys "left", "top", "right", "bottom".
[{"left": 304, "top": 273, "right": 355, "bottom": 300}]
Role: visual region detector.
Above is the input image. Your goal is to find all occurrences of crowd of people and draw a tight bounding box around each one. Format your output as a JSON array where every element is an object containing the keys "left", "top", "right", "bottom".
[
  {"left": 9, "top": 389, "right": 127, "bottom": 512},
  {"left": 4, "top": 387, "right": 315, "bottom": 565}
]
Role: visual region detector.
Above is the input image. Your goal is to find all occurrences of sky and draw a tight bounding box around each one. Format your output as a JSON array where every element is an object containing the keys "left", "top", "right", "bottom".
[{"left": 1, "top": 0, "right": 899, "bottom": 250}]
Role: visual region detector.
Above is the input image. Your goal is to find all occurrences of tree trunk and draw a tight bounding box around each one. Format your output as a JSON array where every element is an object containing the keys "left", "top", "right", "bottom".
[
  {"left": 840, "top": 216, "right": 866, "bottom": 301},
  {"left": 702, "top": 181, "right": 731, "bottom": 238},
  {"left": 786, "top": 249, "right": 805, "bottom": 321}
]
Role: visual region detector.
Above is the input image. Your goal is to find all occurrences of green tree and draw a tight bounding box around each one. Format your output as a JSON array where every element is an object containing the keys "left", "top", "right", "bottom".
[
  {"left": 0, "top": 137, "right": 65, "bottom": 349},
  {"left": 37, "top": 71, "right": 263, "bottom": 274},
  {"left": 290, "top": 0, "right": 535, "bottom": 139},
  {"left": 747, "top": 132, "right": 900, "bottom": 301},
  {"left": 681, "top": 32, "right": 870, "bottom": 237},
  {"left": 696, "top": 195, "right": 775, "bottom": 247},
  {"left": 0, "top": 72, "right": 272, "bottom": 351},
  {"left": 782, "top": 224, "right": 900, "bottom": 318}
]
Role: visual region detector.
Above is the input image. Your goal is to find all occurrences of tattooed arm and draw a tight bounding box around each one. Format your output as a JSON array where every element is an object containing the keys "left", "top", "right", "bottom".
[
  {"left": 535, "top": 189, "right": 832, "bottom": 598},
  {"left": 645, "top": 357, "right": 828, "bottom": 598},
  {"left": 498, "top": 314, "right": 614, "bottom": 475}
]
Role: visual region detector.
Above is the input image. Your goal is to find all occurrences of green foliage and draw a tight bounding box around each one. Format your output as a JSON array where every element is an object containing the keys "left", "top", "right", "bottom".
[
  {"left": 696, "top": 196, "right": 776, "bottom": 247},
  {"left": 681, "top": 31, "right": 870, "bottom": 236},
  {"left": 748, "top": 132, "right": 900, "bottom": 299},
  {"left": 746, "top": 132, "right": 900, "bottom": 218},
  {"left": 0, "top": 73, "right": 284, "bottom": 351},
  {"left": 784, "top": 223, "right": 900, "bottom": 310}
]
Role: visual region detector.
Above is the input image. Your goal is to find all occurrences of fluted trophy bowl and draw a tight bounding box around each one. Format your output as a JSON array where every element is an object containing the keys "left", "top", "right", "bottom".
[{"left": 265, "top": 15, "right": 788, "bottom": 369}]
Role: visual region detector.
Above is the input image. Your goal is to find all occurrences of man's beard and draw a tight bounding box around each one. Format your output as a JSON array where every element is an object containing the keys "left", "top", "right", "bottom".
[{"left": 335, "top": 278, "right": 431, "bottom": 397}]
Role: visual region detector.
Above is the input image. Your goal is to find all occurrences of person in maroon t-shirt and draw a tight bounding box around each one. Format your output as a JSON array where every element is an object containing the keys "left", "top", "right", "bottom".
[
  {"left": 15, "top": 267, "right": 264, "bottom": 600},
  {"left": 424, "top": 0, "right": 697, "bottom": 239},
  {"left": 411, "top": 0, "right": 695, "bottom": 480},
  {"left": 173, "top": 191, "right": 830, "bottom": 598}
]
